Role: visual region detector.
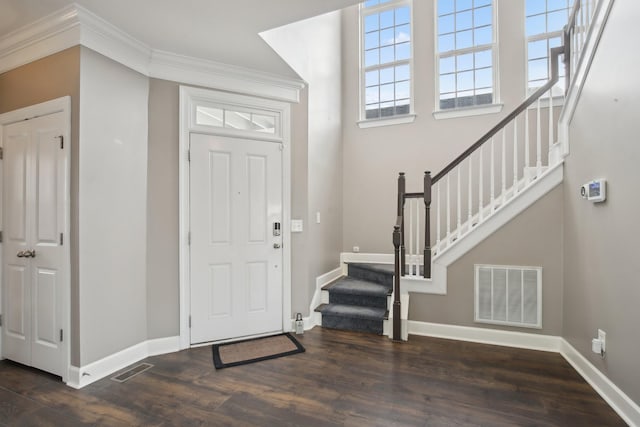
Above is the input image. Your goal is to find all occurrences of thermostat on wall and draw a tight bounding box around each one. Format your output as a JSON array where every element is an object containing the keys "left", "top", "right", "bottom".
[{"left": 580, "top": 179, "right": 606, "bottom": 203}]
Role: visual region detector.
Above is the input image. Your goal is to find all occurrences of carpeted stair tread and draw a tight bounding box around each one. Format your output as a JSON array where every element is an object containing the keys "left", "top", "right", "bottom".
[
  {"left": 325, "top": 277, "right": 391, "bottom": 297},
  {"left": 318, "top": 303, "right": 387, "bottom": 321},
  {"left": 347, "top": 263, "right": 394, "bottom": 276}
]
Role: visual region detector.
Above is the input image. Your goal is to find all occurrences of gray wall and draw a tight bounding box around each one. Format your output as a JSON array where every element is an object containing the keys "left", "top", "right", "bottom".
[
  {"left": 146, "top": 79, "right": 180, "bottom": 339},
  {"left": 410, "top": 186, "right": 564, "bottom": 336},
  {"left": 563, "top": 0, "right": 640, "bottom": 404},
  {"left": 341, "top": 1, "right": 534, "bottom": 253}
]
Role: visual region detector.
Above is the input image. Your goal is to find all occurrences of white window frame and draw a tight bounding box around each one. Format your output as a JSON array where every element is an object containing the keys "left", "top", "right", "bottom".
[
  {"left": 358, "top": 0, "right": 415, "bottom": 128},
  {"left": 525, "top": 0, "right": 571, "bottom": 98},
  {"left": 434, "top": 0, "right": 502, "bottom": 119}
]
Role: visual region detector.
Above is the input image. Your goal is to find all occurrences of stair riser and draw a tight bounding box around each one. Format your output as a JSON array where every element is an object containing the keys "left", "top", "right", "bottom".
[
  {"left": 321, "top": 315, "right": 383, "bottom": 335},
  {"left": 347, "top": 265, "right": 393, "bottom": 288},
  {"left": 329, "top": 293, "right": 387, "bottom": 309}
]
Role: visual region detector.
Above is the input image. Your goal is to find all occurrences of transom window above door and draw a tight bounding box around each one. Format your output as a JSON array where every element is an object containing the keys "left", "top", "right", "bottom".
[{"left": 191, "top": 99, "right": 282, "bottom": 140}]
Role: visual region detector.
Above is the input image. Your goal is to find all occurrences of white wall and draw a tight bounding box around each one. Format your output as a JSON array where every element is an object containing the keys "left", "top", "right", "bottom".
[
  {"left": 262, "top": 11, "right": 344, "bottom": 315},
  {"left": 78, "top": 47, "right": 149, "bottom": 365}
]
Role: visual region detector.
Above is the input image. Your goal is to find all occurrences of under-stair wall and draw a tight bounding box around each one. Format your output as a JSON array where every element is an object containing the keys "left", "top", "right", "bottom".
[{"left": 410, "top": 186, "right": 563, "bottom": 336}]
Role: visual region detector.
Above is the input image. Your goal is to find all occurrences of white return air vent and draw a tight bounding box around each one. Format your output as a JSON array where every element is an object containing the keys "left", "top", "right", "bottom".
[{"left": 475, "top": 265, "right": 542, "bottom": 329}]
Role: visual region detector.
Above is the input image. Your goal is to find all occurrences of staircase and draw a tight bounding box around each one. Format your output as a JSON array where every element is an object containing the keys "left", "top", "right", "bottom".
[
  {"left": 312, "top": 0, "right": 608, "bottom": 340},
  {"left": 315, "top": 263, "right": 393, "bottom": 335}
]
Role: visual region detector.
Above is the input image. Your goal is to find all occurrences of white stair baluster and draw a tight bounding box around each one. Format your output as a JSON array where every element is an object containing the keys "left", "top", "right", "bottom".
[
  {"left": 536, "top": 97, "right": 542, "bottom": 177},
  {"left": 525, "top": 109, "right": 530, "bottom": 185},
  {"left": 501, "top": 129, "right": 506, "bottom": 201},
  {"left": 513, "top": 117, "right": 519, "bottom": 194},
  {"left": 490, "top": 137, "right": 495, "bottom": 212},
  {"left": 479, "top": 146, "right": 484, "bottom": 222},
  {"left": 548, "top": 84, "right": 554, "bottom": 163},
  {"left": 415, "top": 198, "right": 420, "bottom": 276},
  {"left": 408, "top": 199, "right": 413, "bottom": 275},
  {"left": 446, "top": 174, "right": 451, "bottom": 243},
  {"left": 456, "top": 167, "right": 461, "bottom": 238},
  {"left": 468, "top": 156, "right": 473, "bottom": 230},
  {"left": 436, "top": 182, "right": 441, "bottom": 252}
]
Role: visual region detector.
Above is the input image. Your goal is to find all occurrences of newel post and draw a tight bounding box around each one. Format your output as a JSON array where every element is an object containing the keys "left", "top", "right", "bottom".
[
  {"left": 392, "top": 224, "right": 402, "bottom": 342},
  {"left": 424, "top": 171, "right": 432, "bottom": 279},
  {"left": 397, "top": 172, "right": 406, "bottom": 276}
]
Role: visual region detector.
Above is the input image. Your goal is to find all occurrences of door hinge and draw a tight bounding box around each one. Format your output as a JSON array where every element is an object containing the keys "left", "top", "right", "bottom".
[
  {"left": 187, "top": 150, "right": 191, "bottom": 162},
  {"left": 60, "top": 233, "right": 64, "bottom": 246},
  {"left": 0, "top": 230, "right": 3, "bottom": 243},
  {"left": 60, "top": 329, "right": 63, "bottom": 342},
  {"left": 57, "top": 135, "right": 64, "bottom": 149},
  {"left": 0, "top": 314, "right": 3, "bottom": 327},
  {"left": 189, "top": 315, "right": 192, "bottom": 328},
  {"left": 188, "top": 231, "right": 191, "bottom": 245},
  {"left": 0, "top": 147, "right": 3, "bottom": 159}
]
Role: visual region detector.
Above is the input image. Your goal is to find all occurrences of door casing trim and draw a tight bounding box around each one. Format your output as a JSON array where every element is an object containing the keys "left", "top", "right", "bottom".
[
  {"left": 178, "top": 86, "right": 292, "bottom": 349},
  {"left": 0, "top": 96, "right": 72, "bottom": 383}
]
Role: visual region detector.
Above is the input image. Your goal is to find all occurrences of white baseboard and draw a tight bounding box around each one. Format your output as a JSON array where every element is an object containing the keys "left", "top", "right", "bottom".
[
  {"left": 408, "top": 321, "right": 639, "bottom": 425},
  {"left": 66, "top": 336, "right": 180, "bottom": 389},
  {"left": 560, "top": 340, "right": 640, "bottom": 427},
  {"left": 292, "top": 266, "right": 343, "bottom": 332},
  {"left": 408, "top": 321, "right": 561, "bottom": 352}
]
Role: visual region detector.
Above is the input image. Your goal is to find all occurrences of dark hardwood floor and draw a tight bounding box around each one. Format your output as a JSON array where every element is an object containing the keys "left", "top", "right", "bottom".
[{"left": 0, "top": 328, "right": 627, "bottom": 426}]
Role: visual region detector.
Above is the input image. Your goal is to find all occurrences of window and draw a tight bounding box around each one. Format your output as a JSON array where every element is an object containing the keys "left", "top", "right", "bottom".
[
  {"left": 361, "top": 0, "right": 412, "bottom": 121},
  {"left": 526, "top": 0, "right": 570, "bottom": 95},
  {"left": 436, "top": 0, "right": 496, "bottom": 110}
]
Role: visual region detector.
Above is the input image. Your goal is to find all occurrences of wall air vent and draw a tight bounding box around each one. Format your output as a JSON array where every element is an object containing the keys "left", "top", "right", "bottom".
[{"left": 475, "top": 264, "right": 542, "bottom": 329}]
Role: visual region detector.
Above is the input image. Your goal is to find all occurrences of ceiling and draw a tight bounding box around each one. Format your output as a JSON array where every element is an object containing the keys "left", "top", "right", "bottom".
[{"left": 0, "top": 0, "right": 361, "bottom": 78}]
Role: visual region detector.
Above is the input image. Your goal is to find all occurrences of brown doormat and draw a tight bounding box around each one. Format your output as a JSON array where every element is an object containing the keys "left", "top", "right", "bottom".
[{"left": 212, "top": 333, "right": 305, "bottom": 369}]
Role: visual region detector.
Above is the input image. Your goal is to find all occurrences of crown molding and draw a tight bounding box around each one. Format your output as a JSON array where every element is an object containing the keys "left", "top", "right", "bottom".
[
  {"left": 0, "top": 3, "right": 304, "bottom": 103},
  {"left": 150, "top": 50, "right": 304, "bottom": 103},
  {"left": 0, "top": 4, "right": 82, "bottom": 73}
]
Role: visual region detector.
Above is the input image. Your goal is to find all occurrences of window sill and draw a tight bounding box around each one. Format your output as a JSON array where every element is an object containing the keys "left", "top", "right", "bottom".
[
  {"left": 433, "top": 103, "right": 503, "bottom": 120},
  {"left": 357, "top": 114, "right": 416, "bottom": 129}
]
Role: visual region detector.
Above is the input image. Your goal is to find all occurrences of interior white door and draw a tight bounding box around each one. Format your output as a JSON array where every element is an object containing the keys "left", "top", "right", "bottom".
[
  {"left": 2, "top": 112, "right": 67, "bottom": 377},
  {"left": 190, "top": 133, "right": 283, "bottom": 344}
]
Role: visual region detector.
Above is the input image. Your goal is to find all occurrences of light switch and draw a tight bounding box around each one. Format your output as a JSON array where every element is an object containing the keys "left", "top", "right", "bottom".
[{"left": 291, "top": 219, "right": 304, "bottom": 232}]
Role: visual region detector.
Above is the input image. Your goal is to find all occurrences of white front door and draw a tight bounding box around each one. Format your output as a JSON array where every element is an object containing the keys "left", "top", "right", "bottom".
[
  {"left": 2, "top": 112, "right": 67, "bottom": 377},
  {"left": 189, "top": 133, "right": 283, "bottom": 344}
]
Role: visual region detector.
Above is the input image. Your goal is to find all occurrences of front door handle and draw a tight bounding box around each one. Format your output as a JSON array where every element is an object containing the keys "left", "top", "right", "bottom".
[
  {"left": 17, "top": 251, "right": 25, "bottom": 258},
  {"left": 273, "top": 243, "right": 281, "bottom": 249}
]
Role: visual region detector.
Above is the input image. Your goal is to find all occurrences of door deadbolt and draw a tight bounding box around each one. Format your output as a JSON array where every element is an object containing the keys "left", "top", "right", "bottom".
[{"left": 273, "top": 222, "right": 281, "bottom": 236}]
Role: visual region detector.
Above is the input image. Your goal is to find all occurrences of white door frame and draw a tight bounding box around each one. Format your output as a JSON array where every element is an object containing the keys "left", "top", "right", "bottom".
[
  {"left": 178, "top": 86, "right": 292, "bottom": 349},
  {"left": 0, "top": 96, "right": 71, "bottom": 382}
]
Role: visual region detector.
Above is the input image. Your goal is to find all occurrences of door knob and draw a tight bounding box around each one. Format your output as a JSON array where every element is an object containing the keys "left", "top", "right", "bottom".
[
  {"left": 273, "top": 243, "right": 281, "bottom": 249},
  {"left": 21, "top": 250, "right": 36, "bottom": 258},
  {"left": 17, "top": 251, "right": 25, "bottom": 258}
]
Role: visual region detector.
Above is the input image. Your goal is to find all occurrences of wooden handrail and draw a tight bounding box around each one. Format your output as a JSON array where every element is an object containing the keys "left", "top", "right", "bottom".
[{"left": 432, "top": 46, "right": 564, "bottom": 185}]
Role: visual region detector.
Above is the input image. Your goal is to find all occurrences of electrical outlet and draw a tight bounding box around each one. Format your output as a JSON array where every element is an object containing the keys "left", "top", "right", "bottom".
[
  {"left": 598, "top": 329, "right": 606, "bottom": 353},
  {"left": 353, "top": 246, "right": 360, "bottom": 253}
]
